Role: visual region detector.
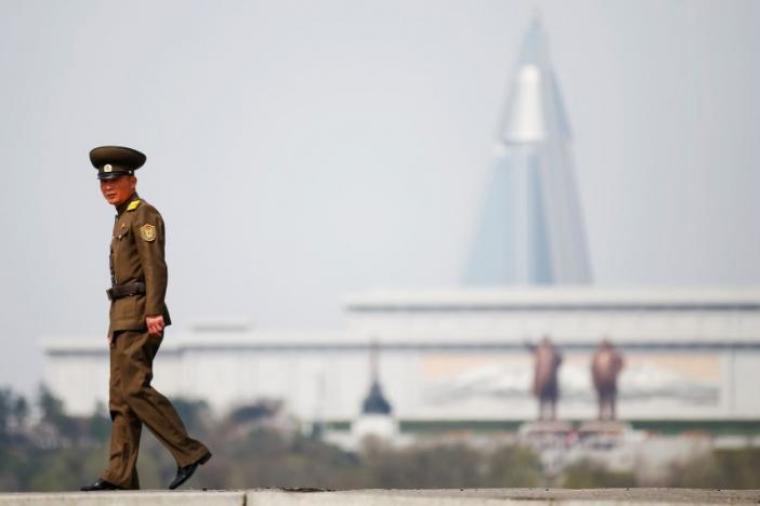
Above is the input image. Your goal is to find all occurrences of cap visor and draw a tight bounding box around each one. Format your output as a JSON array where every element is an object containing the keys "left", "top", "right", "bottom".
[{"left": 97, "top": 172, "right": 128, "bottom": 181}]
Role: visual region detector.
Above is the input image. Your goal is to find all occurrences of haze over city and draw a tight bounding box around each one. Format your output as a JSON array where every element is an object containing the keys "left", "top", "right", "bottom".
[{"left": 0, "top": 0, "right": 758, "bottom": 396}]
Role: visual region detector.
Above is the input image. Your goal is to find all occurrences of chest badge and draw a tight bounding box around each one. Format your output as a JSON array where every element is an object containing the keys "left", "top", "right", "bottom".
[{"left": 139, "top": 224, "right": 157, "bottom": 242}]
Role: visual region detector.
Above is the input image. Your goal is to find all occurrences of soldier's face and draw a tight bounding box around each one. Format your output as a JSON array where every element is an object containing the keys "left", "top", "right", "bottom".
[{"left": 100, "top": 175, "right": 137, "bottom": 206}]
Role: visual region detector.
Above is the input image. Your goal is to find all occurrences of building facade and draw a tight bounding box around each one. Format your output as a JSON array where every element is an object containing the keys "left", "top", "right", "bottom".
[{"left": 44, "top": 287, "right": 760, "bottom": 421}]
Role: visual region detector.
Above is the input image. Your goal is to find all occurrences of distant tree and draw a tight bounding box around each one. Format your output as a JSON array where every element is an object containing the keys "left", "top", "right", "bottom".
[
  {"left": 198, "top": 427, "right": 359, "bottom": 490},
  {"left": 0, "top": 387, "right": 30, "bottom": 440},
  {"left": 12, "top": 396, "right": 29, "bottom": 430},
  {"left": 667, "top": 447, "right": 760, "bottom": 489},
  {"left": 667, "top": 453, "right": 721, "bottom": 488},
  {"left": 38, "top": 385, "right": 65, "bottom": 426},
  {"left": 170, "top": 398, "right": 211, "bottom": 438},
  {"left": 0, "top": 388, "right": 11, "bottom": 440},
  {"left": 37, "top": 385, "right": 78, "bottom": 443},
  {"left": 713, "top": 447, "right": 760, "bottom": 489},
  {"left": 362, "top": 442, "right": 486, "bottom": 488},
  {"left": 561, "top": 459, "right": 637, "bottom": 488},
  {"left": 8, "top": 387, "right": 759, "bottom": 494},
  {"left": 87, "top": 402, "right": 110, "bottom": 444},
  {"left": 486, "top": 445, "right": 543, "bottom": 487},
  {"left": 229, "top": 399, "right": 282, "bottom": 424},
  {"left": 24, "top": 447, "right": 105, "bottom": 492}
]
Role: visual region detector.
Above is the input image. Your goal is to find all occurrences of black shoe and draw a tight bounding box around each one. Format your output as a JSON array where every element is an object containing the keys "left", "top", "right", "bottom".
[
  {"left": 168, "top": 452, "right": 212, "bottom": 490},
  {"left": 81, "top": 479, "right": 124, "bottom": 492}
]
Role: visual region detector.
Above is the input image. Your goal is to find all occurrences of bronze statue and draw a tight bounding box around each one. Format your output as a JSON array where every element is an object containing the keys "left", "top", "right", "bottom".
[
  {"left": 591, "top": 339, "right": 624, "bottom": 421},
  {"left": 532, "top": 336, "right": 562, "bottom": 421}
]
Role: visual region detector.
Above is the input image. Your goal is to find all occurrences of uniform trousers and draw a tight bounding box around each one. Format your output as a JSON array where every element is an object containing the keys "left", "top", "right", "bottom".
[{"left": 101, "top": 330, "right": 209, "bottom": 489}]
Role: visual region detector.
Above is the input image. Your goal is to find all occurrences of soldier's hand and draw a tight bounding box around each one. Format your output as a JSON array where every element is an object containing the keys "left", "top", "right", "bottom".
[{"left": 146, "top": 315, "right": 165, "bottom": 336}]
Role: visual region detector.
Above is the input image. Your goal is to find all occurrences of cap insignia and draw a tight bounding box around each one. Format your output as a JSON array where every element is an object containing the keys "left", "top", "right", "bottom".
[
  {"left": 103, "top": 164, "right": 113, "bottom": 173},
  {"left": 139, "top": 224, "right": 157, "bottom": 242}
]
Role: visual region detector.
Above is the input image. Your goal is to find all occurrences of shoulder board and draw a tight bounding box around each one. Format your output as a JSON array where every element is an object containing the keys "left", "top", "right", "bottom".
[{"left": 127, "top": 200, "right": 142, "bottom": 212}]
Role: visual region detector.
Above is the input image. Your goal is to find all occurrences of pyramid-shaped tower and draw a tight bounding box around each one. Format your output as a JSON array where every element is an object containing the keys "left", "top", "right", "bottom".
[{"left": 466, "top": 17, "right": 591, "bottom": 285}]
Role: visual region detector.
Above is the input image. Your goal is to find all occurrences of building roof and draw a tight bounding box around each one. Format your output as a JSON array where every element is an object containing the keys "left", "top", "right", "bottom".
[{"left": 345, "top": 287, "right": 760, "bottom": 311}]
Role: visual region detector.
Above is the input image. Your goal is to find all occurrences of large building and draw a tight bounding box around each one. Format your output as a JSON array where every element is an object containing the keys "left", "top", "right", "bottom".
[
  {"left": 42, "top": 19, "right": 760, "bottom": 425},
  {"left": 44, "top": 288, "right": 760, "bottom": 421}
]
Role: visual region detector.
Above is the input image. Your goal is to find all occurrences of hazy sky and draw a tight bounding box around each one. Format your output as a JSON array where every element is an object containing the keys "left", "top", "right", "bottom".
[{"left": 1, "top": 0, "right": 758, "bottom": 394}]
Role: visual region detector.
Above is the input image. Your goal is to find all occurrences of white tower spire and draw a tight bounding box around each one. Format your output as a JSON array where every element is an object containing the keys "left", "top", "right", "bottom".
[{"left": 466, "top": 16, "right": 591, "bottom": 285}]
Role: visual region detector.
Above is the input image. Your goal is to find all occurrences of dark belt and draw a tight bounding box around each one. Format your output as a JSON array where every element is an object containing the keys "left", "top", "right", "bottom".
[{"left": 107, "top": 281, "right": 146, "bottom": 301}]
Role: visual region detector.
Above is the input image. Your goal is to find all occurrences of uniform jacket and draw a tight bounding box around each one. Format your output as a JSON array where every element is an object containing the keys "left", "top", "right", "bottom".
[{"left": 108, "top": 193, "right": 172, "bottom": 335}]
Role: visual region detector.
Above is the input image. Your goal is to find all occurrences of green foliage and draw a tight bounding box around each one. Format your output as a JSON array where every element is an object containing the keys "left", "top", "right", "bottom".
[
  {"left": 37, "top": 386, "right": 65, "bottom": 427},
  {"left": 12, "top": 397, "right": 29, "bottom": 429},
  {"left": 171, "top": 398, "right": 211, "bottom": 438},
  {"left": 0, "top": 389, "right": 11, "bottom": 440},
  {"left": 487, "top": 445, "right": 544, "bottom": 487},
  {"left": 199, "top": 427, "right": 361, "bottom": 490},
  {"left": 561, "top": 460, "right": 637, "bottom": 488},
  {"left": 23, "top": 448, "right": 105, "bottom": 492},
  {"left": 0, "top": 385, "right": 550, "bottom": 492},
  {"left": 714, "top": 447, "right": 760, "bottom": 489},
  {"left": 667, "top": 453, "right": 721, "bottom": 488},
  {"left": 361, "top": 442, "right": 486, "bottom": 488},
  {"left": 3, "top": 384, "right": 760, "bottom": 492},
  {"left": 670, "top": 447, "right": 760, "bottom": 489},
  {"left": 87, "top": 412, "right": 111, "bottom": 443},
  {"left": 0, "top": 388, "right": 28, "bottom": 442}
]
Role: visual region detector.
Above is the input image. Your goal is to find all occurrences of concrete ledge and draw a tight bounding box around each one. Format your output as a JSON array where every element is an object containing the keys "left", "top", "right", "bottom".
[
  {"left": 0, "top": 491, "right": 243, "bottom": 506},
  {"left": 1, "top": 489, "right": 759, "bottom": 506},
  {"left": 248, "top": 489, "right": 760, "bottom": 506}
]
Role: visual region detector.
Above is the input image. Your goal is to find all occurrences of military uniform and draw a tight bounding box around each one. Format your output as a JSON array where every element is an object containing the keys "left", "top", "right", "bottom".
[{"left": 85, "top": 146, "right": 210, "bottom": 491}]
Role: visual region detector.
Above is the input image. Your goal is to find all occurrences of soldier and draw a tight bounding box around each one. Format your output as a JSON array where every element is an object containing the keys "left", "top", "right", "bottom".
[{"left": 81, "top": 146, "right": 211, "bottom": 491}]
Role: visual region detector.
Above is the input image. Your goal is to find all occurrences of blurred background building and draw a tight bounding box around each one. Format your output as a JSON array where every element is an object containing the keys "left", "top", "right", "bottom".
[
  {"left": 44, "top": 287, "right": 760, "bottom": 422},
  {"left": 42, "top": 17, "right": 760, "bottom": 436}
]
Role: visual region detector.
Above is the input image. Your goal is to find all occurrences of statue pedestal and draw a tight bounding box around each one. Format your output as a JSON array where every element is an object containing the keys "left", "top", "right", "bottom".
[{"left": 517, "top": 421, "right": 575, "bottom": 479}]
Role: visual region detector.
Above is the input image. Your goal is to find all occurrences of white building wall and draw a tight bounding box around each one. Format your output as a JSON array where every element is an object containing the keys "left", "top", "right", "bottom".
[
  {"left": 45, "top": 353, "right": 108, "bottom": 415},
  {"left": 42, "top": 288, "right": 760, "bottom": 421},
  {"left": 44, "top": 344, "right": 760, "bottom": 421},
  {"left": 729, "top": 351, "right": 760, "bottom": 417}
]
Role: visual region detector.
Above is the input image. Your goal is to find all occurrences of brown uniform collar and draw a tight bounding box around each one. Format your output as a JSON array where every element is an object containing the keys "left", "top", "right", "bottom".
[{"left": 116, "top": 193, "right": 140, "bottom": 216}]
